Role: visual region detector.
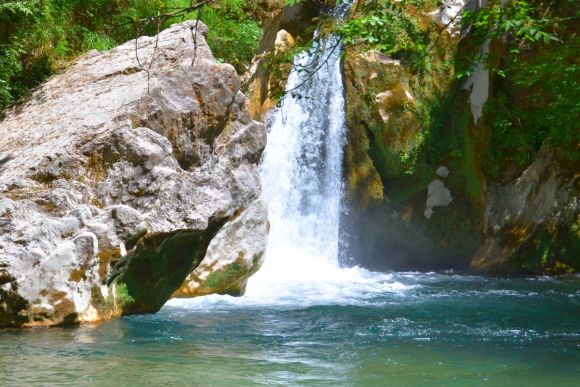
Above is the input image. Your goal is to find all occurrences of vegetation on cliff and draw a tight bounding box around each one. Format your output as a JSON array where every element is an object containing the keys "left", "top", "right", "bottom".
[
  {"left": 334, "top": 0, "right": 578, "bottom": 274},
  {"left": 0, "top": 0, "right": 261, "bottom": 111}
]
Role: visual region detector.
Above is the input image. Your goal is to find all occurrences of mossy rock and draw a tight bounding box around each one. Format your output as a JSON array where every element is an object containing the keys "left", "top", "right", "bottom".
[
  {"left": 113, "top": 218, "right": 225, "bottom": 315},
  {"left": 341, "top": 37, "right": 486, "bottom": 271}
]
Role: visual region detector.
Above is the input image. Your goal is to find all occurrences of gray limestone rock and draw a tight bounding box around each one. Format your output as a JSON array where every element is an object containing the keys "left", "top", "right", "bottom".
[
  {"left": 471, "top": 147, "right": 579, "bottom": 273},
  {"left": 0, "top": 21, "right": 267, "bottom": 327}
]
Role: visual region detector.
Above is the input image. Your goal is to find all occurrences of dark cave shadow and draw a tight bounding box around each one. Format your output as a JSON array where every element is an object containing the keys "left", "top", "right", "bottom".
[{"left": 0, "top": 154, "right": 13, "bottom": 176}]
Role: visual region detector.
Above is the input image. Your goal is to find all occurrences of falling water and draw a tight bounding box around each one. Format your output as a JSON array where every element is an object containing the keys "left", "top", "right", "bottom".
[
  {"left": 250, "top": 34, "right": 348, "bottom": 284},
  {"left": 245, "top": 3, "right": 377, "bottom": 297},
  {"left": 241, "top": 1, "right": 408, "bottom": 300},
  {"left": 183, "top": 0, "right": 407, "bottom": 305}
]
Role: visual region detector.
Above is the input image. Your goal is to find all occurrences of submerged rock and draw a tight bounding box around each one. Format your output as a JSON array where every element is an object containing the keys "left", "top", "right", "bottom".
[{"left": 0, "top": 21, "right": 267, "bottom": 327}]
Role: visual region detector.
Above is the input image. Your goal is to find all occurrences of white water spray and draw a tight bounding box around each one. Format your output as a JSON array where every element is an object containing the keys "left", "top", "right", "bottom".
[{"left": 247, "top": 33, "right": 348, "bottom": 291}]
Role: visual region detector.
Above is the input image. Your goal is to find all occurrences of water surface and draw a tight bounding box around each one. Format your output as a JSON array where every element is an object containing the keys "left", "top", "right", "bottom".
[{"left": 2, "top": 272, "right": 579, "bottom": 386}]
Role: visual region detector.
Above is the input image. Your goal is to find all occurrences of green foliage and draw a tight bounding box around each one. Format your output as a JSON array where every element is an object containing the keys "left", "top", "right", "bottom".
[
  {"left": 197, "top": 1, "right": 260, "bottom": 72},
  {"left": 456, "top": 0, "right": 561, "bottom": 79},
  {"left": 485, "top": 44, "right": 579, "bottom": 167},
  {"left": 0, "top": 1, "right": 36, "bottom": 22},
  {"left": 337, "top": 0, "right": 434, "bottom": 74},
  {"left": 479, "top": 1, "right": 580, "bottom": 169},
  {"left": 0, "top": 0, "right": 261, "bottom": 111},
  {"left": 97, "top": 281, "right": 134, "bottom": 315},
  {"left": 205, "top": 261, "right": 245, "bottom": 289},
  {"left": 115, "top": 282, "right": 135, "bottom": 307},
  {"left": 80, "top": 30, "right": 117, "bottom": 52},
  {"left": 463, "top": 0, "right": 559, "bottom": 47}
]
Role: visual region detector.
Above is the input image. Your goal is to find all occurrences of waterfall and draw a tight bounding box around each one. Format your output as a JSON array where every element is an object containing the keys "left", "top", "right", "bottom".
[
  {"left": 242, "top": 2, "right": 405, "bottom": 301},
  {"left": 247, "top": 17, "right": 349, "bottom": 292}
]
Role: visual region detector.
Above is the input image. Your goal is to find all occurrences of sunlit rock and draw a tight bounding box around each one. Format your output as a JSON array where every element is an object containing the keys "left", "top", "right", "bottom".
[
  {"left": 359, "top": 50, "right": 401, "bottom": 66},
  {"left": 275, "top": 29, "right": 295, "bottom": 53},
  {"left": 429, "top": 0, "right": 466, "bottom": 35},
  {"left": 471, "top": 147, "right": 579, "bottom": 274},
  {"left": 0, "top": 21, "right": 267, "bottom": 327},
  {"left": 174, "top": 200, "right": 268, "bottom": 297}
]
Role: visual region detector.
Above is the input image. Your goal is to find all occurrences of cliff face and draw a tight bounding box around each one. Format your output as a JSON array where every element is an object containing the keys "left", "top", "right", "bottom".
[
  {"left": 246, "top": 0, "right": 337, "bottom": 120},
  {"left": 340, "top": 0, "right": 579, "bottom": 274},
  {"left": 0, "top": 21, "right": 268, "bottom": 328}
]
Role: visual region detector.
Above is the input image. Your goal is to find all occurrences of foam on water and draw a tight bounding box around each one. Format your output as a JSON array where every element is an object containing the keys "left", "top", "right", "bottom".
[{"left": 168, "top": 267, "right": 410, "bottom": 310}]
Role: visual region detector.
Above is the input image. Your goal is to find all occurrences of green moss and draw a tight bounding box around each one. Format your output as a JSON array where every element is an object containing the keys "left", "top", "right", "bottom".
[
  {"left": 205, "top": 260, "right": 245, "bottom": 289},
  {"left": 115, "top": 282, "right": 135, "bottom": 307},
  {"left": 114, "top": 219, "right": 224, "bottom": 315},
  {"left": 92, "top": 282, "right": 134, "bottom": 317}
]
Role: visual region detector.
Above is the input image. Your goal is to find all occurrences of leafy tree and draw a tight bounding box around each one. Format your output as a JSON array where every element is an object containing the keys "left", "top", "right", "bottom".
[
  {"left": 0, "top": 0, "right": 261, "bottom": 111},
  {"left": 469, "top": 0, "right": 580, "bottom": 166}
]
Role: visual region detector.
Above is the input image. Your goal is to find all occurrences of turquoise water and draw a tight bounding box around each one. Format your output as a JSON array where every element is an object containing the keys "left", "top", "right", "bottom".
[{"left": 1, "top": 273, "right": 579, "bottom": 386}]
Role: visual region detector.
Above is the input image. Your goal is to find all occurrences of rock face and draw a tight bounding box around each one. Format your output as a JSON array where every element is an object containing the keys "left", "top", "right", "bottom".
[
  {"left": 339, "top": 8, "right": 482, "bottom": 272},
  {"left": 0, "top": 21, "right": 268, "bottom": 328},
  {"left": 340, "top": 2, "right": 579, "bottom": 274},
  {"left": 471, "top": 147, "right": 579, "bottom": 274}
]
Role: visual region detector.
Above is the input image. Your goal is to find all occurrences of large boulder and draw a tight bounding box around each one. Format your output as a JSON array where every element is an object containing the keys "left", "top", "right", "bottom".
[{"left": 0, "top": 21, "right": 268, "bottom": 328}]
